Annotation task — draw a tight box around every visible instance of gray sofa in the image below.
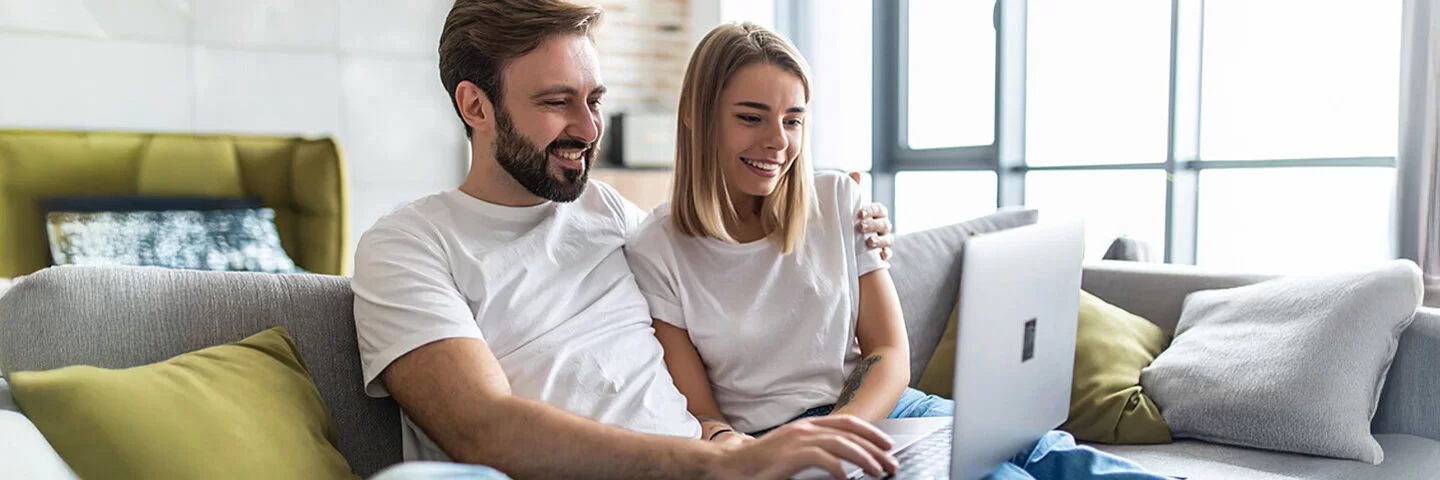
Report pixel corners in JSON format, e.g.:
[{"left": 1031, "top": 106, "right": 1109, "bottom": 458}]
[{"left": 2, "top": 218, "right": 1439, "bottom": 479}]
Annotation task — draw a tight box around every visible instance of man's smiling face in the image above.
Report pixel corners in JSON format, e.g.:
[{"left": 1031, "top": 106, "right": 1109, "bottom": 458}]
[{"left": 491, "top": 33, "right": 607, "bottom": 203}]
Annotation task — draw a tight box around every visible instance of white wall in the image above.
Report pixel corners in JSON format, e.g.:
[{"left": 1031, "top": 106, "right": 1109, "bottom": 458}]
[
  {"left": 0, "top": 0, "right": 466, "bottom": 269},
  {"left": 0, "top": 0, "right": 706, "bottom": 271}
]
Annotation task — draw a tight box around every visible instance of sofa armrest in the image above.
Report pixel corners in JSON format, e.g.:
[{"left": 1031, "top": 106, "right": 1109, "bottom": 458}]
[
  {"left": 0, "top": 410, "right": 79, "bottom": 479},
  {"left": 1080, "top": 261, "right": 1273, "bottom": 334},
  {"left": 1374, "top": 307, "right": 1440, "bottom": 441}
]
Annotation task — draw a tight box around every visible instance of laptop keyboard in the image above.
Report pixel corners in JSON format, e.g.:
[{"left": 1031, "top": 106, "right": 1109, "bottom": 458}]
[{"left": 857, "top": 424, "right": 953, "bottom": 479}]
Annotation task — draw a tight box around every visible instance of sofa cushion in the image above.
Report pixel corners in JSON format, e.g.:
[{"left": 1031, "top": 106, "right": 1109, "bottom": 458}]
[
  {"left": 0, "top": 410, "right": 78, "bottom": 480},
  {"left": 918, "top": 291, "right": 1173, "bottom": 445},
  {"left": 0, "top": 266, "right": 401, "bottom": 477},
  {"left": 11, "top": 326, "right": 357, "bottom": 480},
  {"left": 45, "top": 208, "right": 302, "bottom": 273},
  {"left": 915, "top": 306, "right": 961, "bottom": 396},
  {"left": 1141, "top": 260, "right": 1424, "bottom": 464},
  {"left": 1095, "top": 434, "right": 1440, "bottom": 480},
  {"left": 1058, "top": 291, "right": 1171, "bottom": 445},
  {"left": 889, "top": 208, "right": 1039, "bottom": 383}
]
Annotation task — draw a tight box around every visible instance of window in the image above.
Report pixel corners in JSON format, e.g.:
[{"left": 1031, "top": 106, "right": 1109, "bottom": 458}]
[
  {"left": 1199, "top": 0, "right": 1401, "bottom": 160},
  {"left": 1197, "top": 168, "right": 1395, "bottom": 274},
  {"left": 905, "top": 0, "right": 995, "bottom": 150},
  {"left": 806, "top": 0, "right": 872, "bottom": 172},
  {"left": 1025, "top": 0, "right": 1171, "bottom": 166},
  {"left": 1024, "top": 170, "right": 1168, "bottom": 261},
  {"left": 720, "top": 0, "right": 776, "bottom": 30},
  {"left": 894, "top": 171, "right": 997, "bottom": 234},
  {"left": 854, "top": 0, "right": 1402, "bottom": 272}
]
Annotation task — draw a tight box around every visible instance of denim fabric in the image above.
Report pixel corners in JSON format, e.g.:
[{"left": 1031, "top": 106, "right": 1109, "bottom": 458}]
[
  {"left": 988, "top": 430, "right": 1174, "bottom": 480},
  {"left": 887, "top": 387, "right": 954, "bottom": 418}
]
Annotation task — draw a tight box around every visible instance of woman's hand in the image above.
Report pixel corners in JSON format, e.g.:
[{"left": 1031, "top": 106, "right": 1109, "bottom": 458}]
[{"left": 711, "top": 430, "right": 757, "bottom": 446}]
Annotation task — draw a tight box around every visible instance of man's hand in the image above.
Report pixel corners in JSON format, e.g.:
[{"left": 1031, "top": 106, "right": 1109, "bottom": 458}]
[
  {"left": 849, "top": 172, "right": 895, "bottom": 261},
  {"left": 708, "top": 415, "right": 898, "bottom": 480}
]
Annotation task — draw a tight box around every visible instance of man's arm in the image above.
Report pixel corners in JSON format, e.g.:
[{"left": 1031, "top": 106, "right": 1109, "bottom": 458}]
[
  {"left": 652, "top": 319, "right": 751, "bottom": 444},
  {"left": 830, "top": 270, "right": 911, "bottom": 422},
  {"left": 382, "top": 337, "right": 716, "bottom": 478},
  {"left": 383, "top": 337, "right": 898, "bottom": 480}
]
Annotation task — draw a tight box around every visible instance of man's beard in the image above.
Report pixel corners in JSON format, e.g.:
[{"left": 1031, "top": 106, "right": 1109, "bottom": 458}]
[{"left": 493, "top": 108, "right": 593, "bottom": 203}]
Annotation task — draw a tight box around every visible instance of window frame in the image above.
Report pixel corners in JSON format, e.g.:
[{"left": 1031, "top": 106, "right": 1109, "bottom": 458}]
[{"left": 862, "top": 0, "right": 1399, "bottom": 264}]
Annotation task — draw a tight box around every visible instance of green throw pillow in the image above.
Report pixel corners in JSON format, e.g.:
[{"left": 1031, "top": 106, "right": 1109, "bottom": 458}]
[
  {"left": 915, "top": 306, "right": 960, "bottom": 398},
  {"left": 1059, "top": 291, "right": 1172, "bottom": 444},
  {"left": 916, "top": 291, "right": 1172, "bottom": 445},
  {"left": 10, "top": 326, "right": 358, "bottom": 480}
]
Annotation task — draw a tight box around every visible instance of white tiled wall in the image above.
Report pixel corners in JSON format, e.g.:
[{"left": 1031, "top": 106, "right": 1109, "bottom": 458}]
[
  {"left": 192, "top": 0, "right": 339, "bottom": 50},
  {"left": 0, "top": 34, "right": 192, "bottom": 131},
  {"left": 192, "top": 47, "right": 342, "bottom": 135},
  {"left": 0, "top": 0, "right": 696, "bottom": 271}
]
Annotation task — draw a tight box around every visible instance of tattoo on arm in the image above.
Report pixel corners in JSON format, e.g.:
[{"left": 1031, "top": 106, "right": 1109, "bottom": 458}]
[
  {"left": 696, "top": 415, "right": 733, "bottom": 437},
  {"left": 836, "top": 355, "right": 883, "bottom": 409}
]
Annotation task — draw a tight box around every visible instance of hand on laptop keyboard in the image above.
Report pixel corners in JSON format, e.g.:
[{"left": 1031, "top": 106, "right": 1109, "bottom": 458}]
[{"left": 715, "top": 415, "right": 898, "bottom": 480}]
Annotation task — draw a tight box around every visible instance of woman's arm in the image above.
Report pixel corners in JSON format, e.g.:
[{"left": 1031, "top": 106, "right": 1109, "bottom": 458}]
[
  {"left": 830, "top": 269, "right": 911, "bottom": 422},
  {"left": 652, "top": 319, "right": 753, "bottom": 444}
]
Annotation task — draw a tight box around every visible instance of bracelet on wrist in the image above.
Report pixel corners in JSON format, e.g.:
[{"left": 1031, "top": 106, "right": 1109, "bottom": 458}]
[{"left": 707, "top": 428, "right": 735, "bottom": 441}]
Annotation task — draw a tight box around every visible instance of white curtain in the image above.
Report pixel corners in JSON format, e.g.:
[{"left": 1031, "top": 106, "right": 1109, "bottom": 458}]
[{"left": 1399, "top": 0, "right": 1440, "bottom": 307}]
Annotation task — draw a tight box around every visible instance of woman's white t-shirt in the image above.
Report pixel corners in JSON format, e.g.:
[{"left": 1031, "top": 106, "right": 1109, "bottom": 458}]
[{"left": 624, "top": 172, "right": 890, "bottom": 433}]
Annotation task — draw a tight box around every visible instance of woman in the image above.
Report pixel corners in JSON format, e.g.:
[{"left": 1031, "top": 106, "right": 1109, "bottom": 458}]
[{"left": 626, "top": 22, "right": 1167, "bottom": 480}]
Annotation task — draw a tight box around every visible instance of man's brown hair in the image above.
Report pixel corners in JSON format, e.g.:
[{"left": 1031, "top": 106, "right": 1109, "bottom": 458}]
[{"left": 439, "top": 0, "right": 604, "bottom": 137}]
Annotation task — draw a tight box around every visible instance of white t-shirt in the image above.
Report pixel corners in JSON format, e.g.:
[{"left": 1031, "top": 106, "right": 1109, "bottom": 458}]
[
  {"left": 624, "top": 172, "right": 890, "bottom": 433},
  {"left": 352, "top": 182, "right": 701, "bottom": 462}
]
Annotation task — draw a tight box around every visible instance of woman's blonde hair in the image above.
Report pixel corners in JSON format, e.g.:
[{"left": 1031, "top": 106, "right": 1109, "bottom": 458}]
[{"left": 671, "top": 22, "right": 816, "bottom": 254}]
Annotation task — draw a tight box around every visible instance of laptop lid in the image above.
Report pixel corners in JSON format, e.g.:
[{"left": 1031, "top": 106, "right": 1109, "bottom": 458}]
[{"left": 949, "top": 221, "right": 1085, "bottom": 479}]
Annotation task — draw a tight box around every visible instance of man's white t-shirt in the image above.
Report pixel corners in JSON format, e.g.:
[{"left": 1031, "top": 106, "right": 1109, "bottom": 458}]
[
  {"left": 352, "top": 181, "right": 701, "bottom": 461},
  {"left": 624, "top": 172, "right": 890, "bottom": 433}
]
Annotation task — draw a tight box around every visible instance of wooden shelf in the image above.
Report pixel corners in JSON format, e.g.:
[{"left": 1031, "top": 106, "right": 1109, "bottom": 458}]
[{"left": 590, "top": 168, "right": 674, "bottom": 211}]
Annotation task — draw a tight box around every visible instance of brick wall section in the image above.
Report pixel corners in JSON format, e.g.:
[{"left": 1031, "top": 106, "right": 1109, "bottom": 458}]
[{"left": 589, "top": 0, "right": 691, "bottom": 113}]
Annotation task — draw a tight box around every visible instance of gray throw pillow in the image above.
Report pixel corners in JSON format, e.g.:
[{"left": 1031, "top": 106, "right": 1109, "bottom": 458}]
[
  {"left": 1140, "top": 259, "right": 1423, "bottom": 464},
  {"left": 889, "top": 208, "right": 1039, "bottom": 382}
]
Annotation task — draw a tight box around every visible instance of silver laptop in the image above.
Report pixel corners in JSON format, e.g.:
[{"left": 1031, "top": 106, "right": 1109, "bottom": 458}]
[
  {"left": 797, "top": 220, "right": 1086, "bottom": 480},
  {"left": 944, "top": 219, "right": 1085, "bottom": 478}
]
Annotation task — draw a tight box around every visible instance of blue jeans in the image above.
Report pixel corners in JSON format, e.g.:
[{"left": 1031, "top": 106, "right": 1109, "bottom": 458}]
[
  {"left": 756, "top": 388, "right": 1167, "bottom": 480},
  {"left": 889, "top": 388, "right": 1169, "bottom": 480}
]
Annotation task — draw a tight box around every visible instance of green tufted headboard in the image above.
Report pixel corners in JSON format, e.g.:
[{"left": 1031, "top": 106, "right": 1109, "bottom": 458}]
[{"left": 0, "top": 130, "right": 350, "bottom": 277}]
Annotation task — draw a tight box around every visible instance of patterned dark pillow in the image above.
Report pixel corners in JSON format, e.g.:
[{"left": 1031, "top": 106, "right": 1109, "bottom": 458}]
[{"left": 45, "top": 208, "right": 302, "bottom": 274}]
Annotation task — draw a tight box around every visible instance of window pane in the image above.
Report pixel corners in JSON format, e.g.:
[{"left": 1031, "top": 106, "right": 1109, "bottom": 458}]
[
  {"left": 906, "top": 0, "right": 995, "bottom": 150},
  {"left": 1200, "top": 0, "right": 1401, "bottom": 160},
  {"left": 1024, "top": 170, "right": 1168, "bottom": 261},
  {"left": 1197, "top": 168, "right": 1395, "bottom": 274},
  {"left": 808, "top": 0, "right": 871, "bottom": 171},
  {"left": 895, "top": 171, "right": 998, "bottom": 233},
  {"left": 1026, "top": 0, "right": 1171, "bottom": 166}
]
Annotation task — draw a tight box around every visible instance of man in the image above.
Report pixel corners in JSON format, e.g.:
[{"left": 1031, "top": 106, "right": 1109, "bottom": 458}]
[{"left": 353, "top": 1, "right": 900, "bottom": 479}]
